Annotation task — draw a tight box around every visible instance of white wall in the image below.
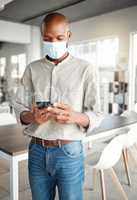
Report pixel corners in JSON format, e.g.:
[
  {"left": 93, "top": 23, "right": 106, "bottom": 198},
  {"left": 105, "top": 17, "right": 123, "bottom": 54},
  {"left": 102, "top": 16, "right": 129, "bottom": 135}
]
[
  {"left": 0, "top": 20, "right": 41, "bottom": 63},
  {"left": 26, "top": 26, "right": 42, "bottom": 64},
  {"left": 0, "top": 20, "right": 31, "bottom": 44},
  {"left": 70, "top": 6, "right": 137, "bottom": 63},
  {"left": 0, "top": 43, "right": 27, "bottom": 58}
]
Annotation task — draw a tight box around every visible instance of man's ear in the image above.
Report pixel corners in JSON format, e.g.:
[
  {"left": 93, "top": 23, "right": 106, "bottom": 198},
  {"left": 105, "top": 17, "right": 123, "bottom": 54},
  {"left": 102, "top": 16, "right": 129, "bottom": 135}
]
[
  {"left": 66, "top": 31, "right": 71, "bottom": 47},
  {"left": 68, "top": 31, "right": 72, "bottom": 38}
]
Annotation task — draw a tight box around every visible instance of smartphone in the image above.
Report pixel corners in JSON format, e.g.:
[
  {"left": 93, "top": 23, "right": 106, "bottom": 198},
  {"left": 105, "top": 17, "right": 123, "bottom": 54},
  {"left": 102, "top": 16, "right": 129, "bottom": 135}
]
[{"left": 36, "top": 101, "right": 53, "bottom": 109}]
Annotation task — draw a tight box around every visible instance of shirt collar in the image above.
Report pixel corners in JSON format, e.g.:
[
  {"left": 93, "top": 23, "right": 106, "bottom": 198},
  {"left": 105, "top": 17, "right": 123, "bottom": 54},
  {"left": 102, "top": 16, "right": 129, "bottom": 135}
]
[{"left": 44, "top": 53, "right": 72, "bottom": 67}]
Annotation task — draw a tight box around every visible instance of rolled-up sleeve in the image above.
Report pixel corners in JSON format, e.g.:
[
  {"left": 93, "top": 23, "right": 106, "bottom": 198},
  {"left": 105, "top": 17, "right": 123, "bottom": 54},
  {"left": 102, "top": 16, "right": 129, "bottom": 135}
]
[
  {"left": 13, "top": 64, "right": 34, "bottom": 124},
  {"left": 82, "top": 64, "right": 104, "bottom": 133}
]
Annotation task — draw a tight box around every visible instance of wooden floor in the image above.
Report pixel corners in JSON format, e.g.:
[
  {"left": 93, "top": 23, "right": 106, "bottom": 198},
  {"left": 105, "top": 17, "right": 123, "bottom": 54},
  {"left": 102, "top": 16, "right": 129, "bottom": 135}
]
[{"left": 0, "top": 150, "right": 137, "bottom": 200}]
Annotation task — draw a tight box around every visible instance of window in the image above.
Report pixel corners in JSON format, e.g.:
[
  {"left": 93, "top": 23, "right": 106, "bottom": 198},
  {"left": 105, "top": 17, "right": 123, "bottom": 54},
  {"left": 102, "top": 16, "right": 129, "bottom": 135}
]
[
  {"left": 69, "top": 42, "right": 97, "bottom": 66},
  {"left": 0, "top": 57, "right": 6, "bottom": 77},
  {"left": 69, "top": 37, "right": 119, "bottom": 68},
  {"left": 128, "top": 32, "right": 137, "bottom": 110},
  {"left": 97, "top": 38, "right": 119, "bottom": 68},
  {"left": 11, "top": 53, "right": 26, "bottom": 78},
  {"left": 69, "top": 37, "right": 119, "bottom": 113}
]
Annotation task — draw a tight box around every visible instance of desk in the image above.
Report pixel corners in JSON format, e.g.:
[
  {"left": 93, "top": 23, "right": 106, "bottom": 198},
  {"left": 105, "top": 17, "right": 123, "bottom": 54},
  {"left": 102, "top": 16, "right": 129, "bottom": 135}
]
[
  {"left": 0, "top": 124, "right": 29, "bottom": 200},
  {"left": 1, "top": 112, "right": 137, "bottom": 200},
  {"left": 84, "top": 111, "right": 137, "bottom": 143}
]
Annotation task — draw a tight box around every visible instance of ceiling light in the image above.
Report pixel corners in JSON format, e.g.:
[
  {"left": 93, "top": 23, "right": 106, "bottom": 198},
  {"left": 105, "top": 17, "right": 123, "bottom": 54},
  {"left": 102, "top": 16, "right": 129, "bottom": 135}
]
[{"left": 0, "top": 0, "right": 14, "bottom": 11}]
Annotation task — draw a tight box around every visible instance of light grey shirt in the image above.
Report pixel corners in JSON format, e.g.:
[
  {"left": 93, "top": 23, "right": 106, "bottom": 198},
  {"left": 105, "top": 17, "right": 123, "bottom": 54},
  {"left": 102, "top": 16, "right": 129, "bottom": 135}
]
[{"left": 13, "top": 54, "right": 103, "bottom": 140}]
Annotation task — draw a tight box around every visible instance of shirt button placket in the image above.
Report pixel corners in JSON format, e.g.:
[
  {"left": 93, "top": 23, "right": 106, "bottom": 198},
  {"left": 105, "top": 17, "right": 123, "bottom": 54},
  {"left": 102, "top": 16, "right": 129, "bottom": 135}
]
[{"left": 50, "top": 67, "right": 57, "bottom": 103}]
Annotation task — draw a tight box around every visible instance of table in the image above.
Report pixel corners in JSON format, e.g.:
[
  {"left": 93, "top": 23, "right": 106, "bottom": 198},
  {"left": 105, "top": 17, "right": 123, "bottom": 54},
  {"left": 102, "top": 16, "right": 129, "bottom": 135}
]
[
  {"left": 84, "top": 111, "right": 137, "bottom": 143},
  {"left": 0, "top": 124, "right": 29, "bottom": 200},
  {"left": 1, "top": 111, "right": 137, "bottom": 200}
]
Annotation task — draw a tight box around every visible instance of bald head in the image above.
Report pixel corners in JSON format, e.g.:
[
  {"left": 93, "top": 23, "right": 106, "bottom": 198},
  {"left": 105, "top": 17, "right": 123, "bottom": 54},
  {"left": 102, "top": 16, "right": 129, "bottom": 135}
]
[
  {"left": 42, "top": 13, "right": 69, "bottom": 30},
  {"left": 41, "top": 12, "right": 71, "bottom": 43}
]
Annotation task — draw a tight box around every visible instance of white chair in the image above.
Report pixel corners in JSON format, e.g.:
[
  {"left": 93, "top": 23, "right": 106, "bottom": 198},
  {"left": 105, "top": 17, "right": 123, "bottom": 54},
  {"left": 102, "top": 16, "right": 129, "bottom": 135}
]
[
  {"left": 125, "top": 127, "right": 137, "bottom": 157},
  {"left": 120, "top": 111, "right": 137, "bottom": 186},
  {"left": 101, "top": 110, "right": 131, "bottom": 187},
  {"left": 121, "top": 127, "right": 137, "bottom": 186},
  {"left": 87, "top": 134, "right": 128, "bottom": 200},
  {"left": 0, "top": 113, "right": 17, "bottom": 126},
  {"left": 119, "top": 110, "right": 132, "bottom": 186}
]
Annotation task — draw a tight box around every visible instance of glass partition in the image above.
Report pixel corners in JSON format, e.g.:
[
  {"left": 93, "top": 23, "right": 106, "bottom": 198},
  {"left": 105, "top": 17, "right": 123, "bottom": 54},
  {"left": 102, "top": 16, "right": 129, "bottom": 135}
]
[{"left": 69, "top": 37, "right": 119, "bottom": 113}]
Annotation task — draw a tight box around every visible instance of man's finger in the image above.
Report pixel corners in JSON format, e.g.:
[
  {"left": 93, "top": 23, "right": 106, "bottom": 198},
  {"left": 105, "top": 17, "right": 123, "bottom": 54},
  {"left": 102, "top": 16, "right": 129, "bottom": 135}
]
[
  {"left": 47, "top": 107, "right": 69, "bottom": 116},
  {"left": 56, "top": 119, "right": 67, "bottom": 124},
  {"left": 39, "top": 111, "right": 52, "bottom": 118},
  {"left": 31, "top": 104, "right": 37, "bottom": 113},
  {"left": 53, "top": 102, "right": 69, "bottom": 110},
  {"left": 56, "top": 115, "right": 69, "bottom": 121},
  {"left": 39, "top": 112, "right": 51, "bottom": 121}
]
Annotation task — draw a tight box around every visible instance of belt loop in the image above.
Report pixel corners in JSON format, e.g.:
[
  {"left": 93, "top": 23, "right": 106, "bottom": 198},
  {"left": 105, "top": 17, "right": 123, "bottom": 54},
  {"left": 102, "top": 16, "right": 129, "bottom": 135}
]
[
  {"left": 58, "top": 140, "right": 62, "bottom": 148},
  {"left": 42, "top": 139, "right": 45, "bottom": 147}
]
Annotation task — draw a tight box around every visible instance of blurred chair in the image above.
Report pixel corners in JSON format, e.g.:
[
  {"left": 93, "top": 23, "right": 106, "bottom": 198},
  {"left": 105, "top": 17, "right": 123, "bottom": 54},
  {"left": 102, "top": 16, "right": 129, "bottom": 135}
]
[
  {"left": 87, "top": 134, "right": 128, "bottom": 200},
  {"left": 121, "top": 127, "right": 137, "bottom": 186},
  {"left": 120, "top": 110, "right": 137, "bottom": 186},
  {"left": 0, "top": 113, "right": 17, "bottom": 126},
  {"left": 0, "top": 102, "right": 10, "bottom": 113},
  {"left": 102, "top": 109, "right": 131, "bottom": 187}
]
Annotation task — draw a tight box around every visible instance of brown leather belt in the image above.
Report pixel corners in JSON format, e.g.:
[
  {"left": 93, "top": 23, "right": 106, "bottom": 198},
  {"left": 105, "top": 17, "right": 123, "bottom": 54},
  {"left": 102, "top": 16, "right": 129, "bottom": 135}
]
[{"left": 31, "top": 136, "right": 73, "bottom": 147}]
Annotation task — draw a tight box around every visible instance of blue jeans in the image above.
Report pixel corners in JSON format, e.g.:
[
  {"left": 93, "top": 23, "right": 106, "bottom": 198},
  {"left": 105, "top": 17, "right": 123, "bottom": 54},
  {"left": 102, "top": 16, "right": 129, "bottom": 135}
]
[{"left": 28, "top": 140, "right": 85, "bottom": 200}]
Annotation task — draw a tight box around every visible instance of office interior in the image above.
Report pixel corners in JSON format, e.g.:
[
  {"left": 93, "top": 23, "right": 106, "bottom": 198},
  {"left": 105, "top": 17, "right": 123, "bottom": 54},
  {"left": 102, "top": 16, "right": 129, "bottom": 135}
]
[{"left": 0, "top": 0, "right": 137, "bottom": 200}]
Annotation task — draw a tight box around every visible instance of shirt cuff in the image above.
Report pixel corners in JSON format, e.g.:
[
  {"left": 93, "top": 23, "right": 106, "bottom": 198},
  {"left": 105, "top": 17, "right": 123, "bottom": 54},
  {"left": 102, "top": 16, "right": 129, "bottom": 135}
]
[
  {"left": 23, "top": 122, "right": 39, "bottom": 136},
  {"left": 13, "top": 101, "right": 30, "bottom": 124},
  {"left": 80, "top": 111, "right": 104, "bottom": 133}
]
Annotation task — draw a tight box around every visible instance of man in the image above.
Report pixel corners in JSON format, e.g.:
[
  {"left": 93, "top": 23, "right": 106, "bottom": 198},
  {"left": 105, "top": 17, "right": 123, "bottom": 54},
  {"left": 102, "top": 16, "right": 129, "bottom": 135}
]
[{"left": 14, "top": 12, "right": 103, "bottom": 200}]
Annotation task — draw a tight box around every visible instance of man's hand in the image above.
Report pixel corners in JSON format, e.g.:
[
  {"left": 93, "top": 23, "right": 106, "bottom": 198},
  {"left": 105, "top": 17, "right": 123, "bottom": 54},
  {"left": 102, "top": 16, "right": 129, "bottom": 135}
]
[
  {"left": 33, "top": 106, "right": 52, "bottom": 125},
  {"left": 47, "top": 102, "right": 89, "bottom": 128},
  {"left": 20, "top": 110, "right": 34, "bottom": 125},
  {"left": 20, "top": 106, "right": 53, "bottom": 125}
]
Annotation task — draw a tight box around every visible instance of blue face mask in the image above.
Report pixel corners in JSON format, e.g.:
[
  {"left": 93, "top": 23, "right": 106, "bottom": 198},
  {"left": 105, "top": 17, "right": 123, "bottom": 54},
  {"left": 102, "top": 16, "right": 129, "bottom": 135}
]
[{"left": 43, "top": 41, "right": 68, "bottom": 59}]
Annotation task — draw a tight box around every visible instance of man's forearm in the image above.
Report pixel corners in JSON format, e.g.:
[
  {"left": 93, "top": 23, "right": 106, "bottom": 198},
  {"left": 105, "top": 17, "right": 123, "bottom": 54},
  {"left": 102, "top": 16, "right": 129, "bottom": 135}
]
[{"left": 20, "top": 111, "right": 34, "bottom": 125}]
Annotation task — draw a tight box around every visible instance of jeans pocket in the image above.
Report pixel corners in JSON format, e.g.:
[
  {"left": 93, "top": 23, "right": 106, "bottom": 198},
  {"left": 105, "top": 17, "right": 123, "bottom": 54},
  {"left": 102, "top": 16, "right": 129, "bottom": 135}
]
[{"left": 62, "top": 141, "right": 83, "bottom": 158}]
